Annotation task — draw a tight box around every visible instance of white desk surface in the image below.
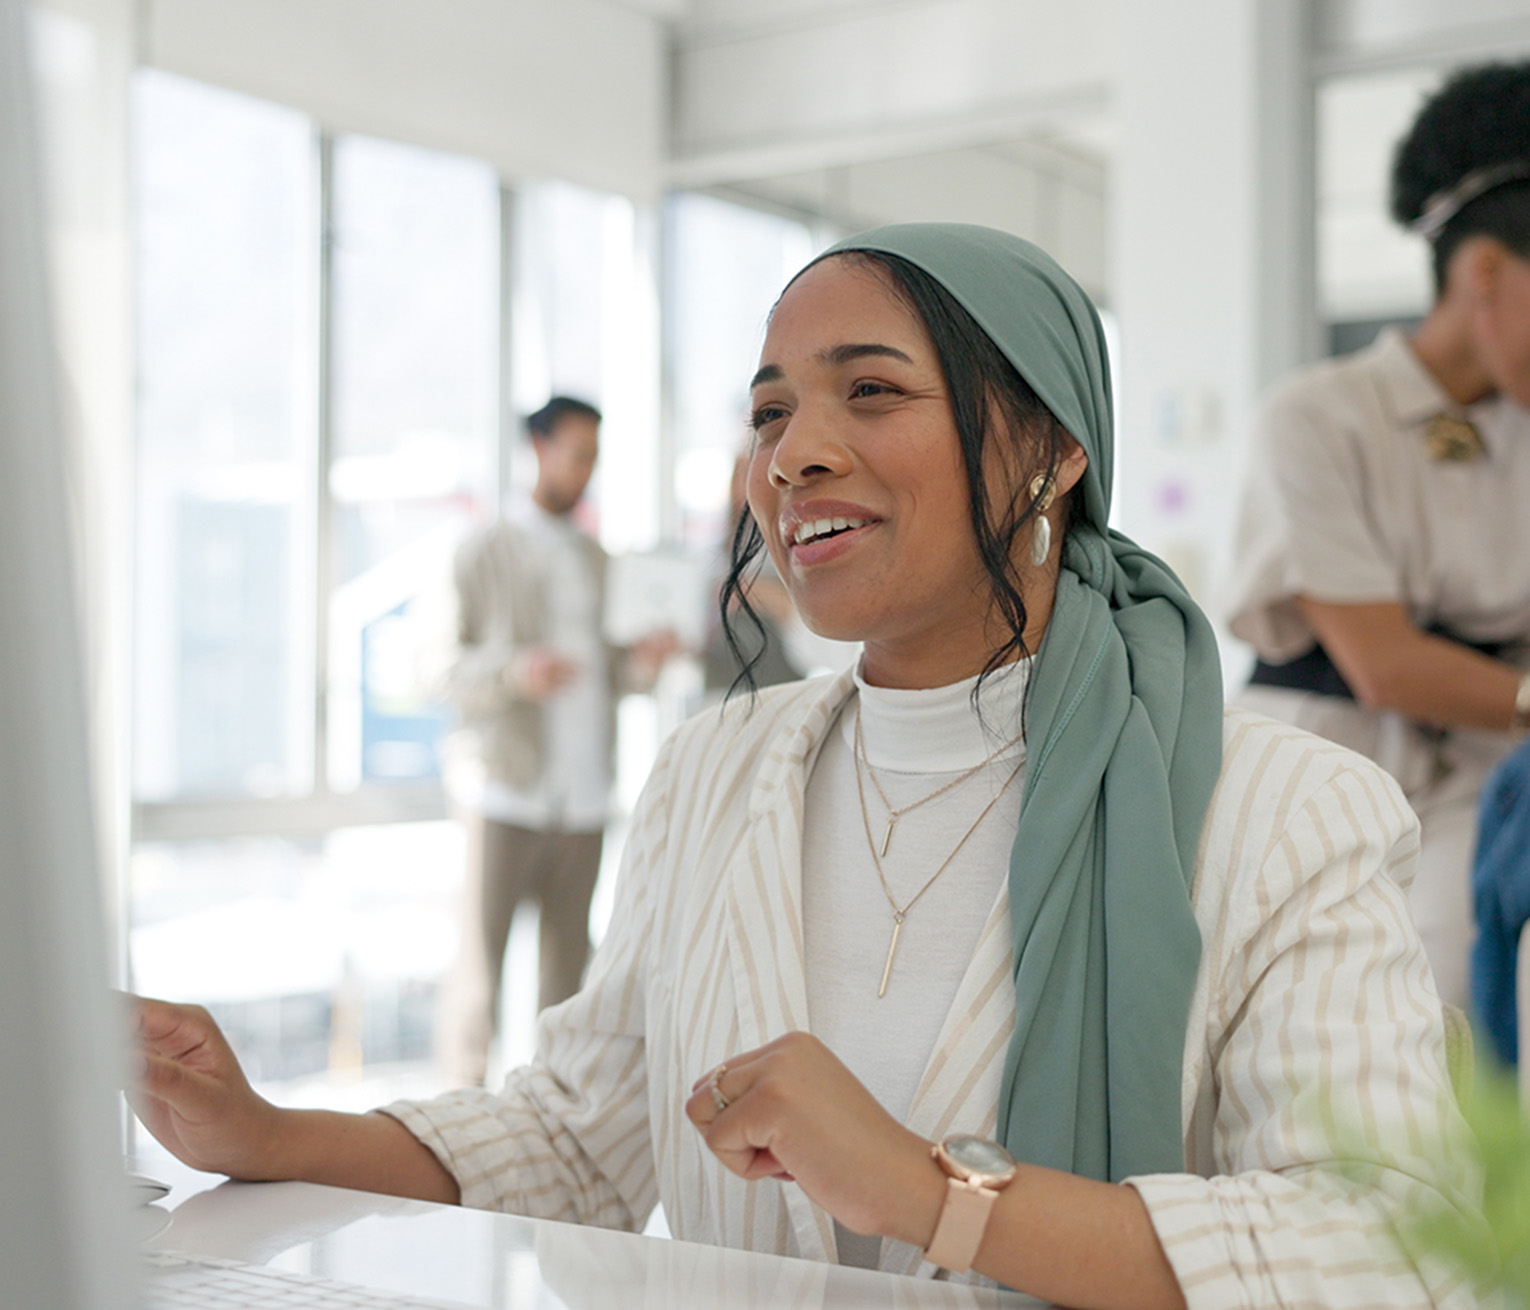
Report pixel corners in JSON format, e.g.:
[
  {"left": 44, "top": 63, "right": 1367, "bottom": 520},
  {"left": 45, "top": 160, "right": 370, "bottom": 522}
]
[{"left": 133, "top": 1151, "right": 1045, "bottom": 1309}]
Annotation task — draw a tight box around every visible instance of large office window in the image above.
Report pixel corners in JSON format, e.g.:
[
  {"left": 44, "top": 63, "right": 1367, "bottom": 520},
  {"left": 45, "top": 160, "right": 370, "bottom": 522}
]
[
  {"left": 133, "top": 74, "right": 503, "bottom": 825},
  {"left": 328, "top": 134, "right": 500, "bottom": 790},
  {"left": 513, "top": 180, "right": 660, "bottom": 552},
  {"left": 128, "top": 72, "right": 654, "bottom": 1102},
  {"left": 130, "top": 72, "right": 503, "bottom": 1099},
  {"left": 132, "top": 72, "right": 317, "bottom": 802}
]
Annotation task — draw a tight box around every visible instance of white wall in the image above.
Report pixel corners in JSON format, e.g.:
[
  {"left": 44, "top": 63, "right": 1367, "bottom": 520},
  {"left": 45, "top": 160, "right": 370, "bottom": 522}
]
[
  {"left": 669, "top": 0, "right": 1115, "bottom": 295},
  {"left": 143, "top": 0, "right": 667, "bottom": 200},
  {"left": 35, "top": 0, "right": 670, "bottom": 203},
  {"left": 1111, "top": 0, "right": 1314, "bottom": 671},
  {"left": 670, "top": 0, "right": 1113, "bottom": 183},
  {"left": 709, "top": 139, "right": 1109, "bottom": 298},
  {"left": 1317, "top": 0, "right": 1530, "bottom": 67}
]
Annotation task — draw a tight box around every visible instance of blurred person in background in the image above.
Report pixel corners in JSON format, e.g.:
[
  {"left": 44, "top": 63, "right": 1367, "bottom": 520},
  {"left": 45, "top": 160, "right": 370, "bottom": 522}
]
[
  {"left": 1225, "top": 62, "right": 1530, "bottom": 1009},
  {"left": 431, "top": 397, "right": 673, "bottom": 1086}
]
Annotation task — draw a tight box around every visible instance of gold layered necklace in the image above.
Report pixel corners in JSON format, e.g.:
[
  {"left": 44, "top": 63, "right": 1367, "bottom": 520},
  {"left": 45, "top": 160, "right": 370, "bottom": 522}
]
[
  {"left": 852, "top": 705, "right": 1024, "bottom": 997},
  {"left": 853, "top": 707, "right": 1021, "bottom": 856}
]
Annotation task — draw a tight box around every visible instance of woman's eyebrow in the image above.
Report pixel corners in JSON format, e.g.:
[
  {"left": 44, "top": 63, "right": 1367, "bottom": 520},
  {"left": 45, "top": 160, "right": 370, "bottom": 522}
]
[
  {"left": 750, "top": 343, "right": 914, "bottom": 391},
  {"left": 822, "top": 343, "right": 914, "bottom": 368}
]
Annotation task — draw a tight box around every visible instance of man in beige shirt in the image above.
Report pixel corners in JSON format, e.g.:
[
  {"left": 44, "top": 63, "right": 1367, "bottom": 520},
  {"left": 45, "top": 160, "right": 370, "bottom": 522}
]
[{"left": 433, "top": 397, "right": 668, "bottom": 1085}]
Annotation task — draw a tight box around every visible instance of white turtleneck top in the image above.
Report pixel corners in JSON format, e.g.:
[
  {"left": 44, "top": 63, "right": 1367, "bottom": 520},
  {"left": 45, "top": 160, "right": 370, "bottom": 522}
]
[{"left": 800, "top": 660, "right": 1028, "bottom": 1268}]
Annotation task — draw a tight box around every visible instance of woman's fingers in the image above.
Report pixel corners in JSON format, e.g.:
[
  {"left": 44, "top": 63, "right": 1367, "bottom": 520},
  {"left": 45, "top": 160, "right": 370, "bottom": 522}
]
[
  {"left": 685, "top": 1032, "right": 935, "bottom": 1238},
  {"left": 124, "top": 992, "right": 278, "bottom": 1177},
  {"left": 134, "top": 997, "right": 228, "bottom": 1068},
  {"left": 136, "top": 1047, "right": 219, "bottom": 1115},
  {"left": 685, "top": 1036, "right": 841, "bottom": 1180},
  {"left": 685, "top": 1047, "right": 769, "bottom": 1128},
  {"left": 684, "top": 1050, "right": 794, "bottom": 1180}
]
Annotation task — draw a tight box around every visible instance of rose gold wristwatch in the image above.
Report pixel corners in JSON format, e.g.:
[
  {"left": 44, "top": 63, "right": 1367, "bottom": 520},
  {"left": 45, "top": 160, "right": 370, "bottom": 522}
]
[{"left": 925, "top": 1134, "right": 1018, "bottom": 1273}]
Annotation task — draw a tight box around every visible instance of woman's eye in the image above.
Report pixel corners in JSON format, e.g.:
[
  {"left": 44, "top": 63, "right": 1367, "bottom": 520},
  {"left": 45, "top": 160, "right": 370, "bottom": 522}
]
[
  {"left": 850, "top": 381, "right": 897, "bottom": 400},
  {"left": 749, "top": 404, "right": 788, "bottom": 431}
]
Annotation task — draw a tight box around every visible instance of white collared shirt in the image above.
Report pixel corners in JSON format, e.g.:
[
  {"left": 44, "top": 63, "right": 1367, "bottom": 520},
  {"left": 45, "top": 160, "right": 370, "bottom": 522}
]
[
  {"left": 1225, "top": 328, "right": 1530, "bottom": 662},
  {"left": 479, "top": 496, "right": 610, "bottom": 833}
]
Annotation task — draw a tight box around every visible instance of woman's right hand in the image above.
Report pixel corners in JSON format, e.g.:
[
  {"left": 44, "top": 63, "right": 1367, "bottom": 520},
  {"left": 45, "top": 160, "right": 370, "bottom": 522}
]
[
  {"left": 127, "top": 993, "right": 461, "bottom": 1202},
  {"left": 127, "top": 994, "right": 291, "bottom": 1180}
]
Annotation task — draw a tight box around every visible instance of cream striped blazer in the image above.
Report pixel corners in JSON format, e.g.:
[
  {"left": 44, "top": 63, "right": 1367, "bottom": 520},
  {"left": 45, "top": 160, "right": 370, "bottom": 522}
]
[{"left": 388, "top": 668, "right": 1479, "bottom": 1308}]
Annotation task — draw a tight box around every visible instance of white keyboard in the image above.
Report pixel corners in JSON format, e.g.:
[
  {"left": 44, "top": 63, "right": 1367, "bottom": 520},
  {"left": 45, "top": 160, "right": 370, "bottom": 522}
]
[{"left": 143, "top": 1250, "right": 472, "bottom": 1309}]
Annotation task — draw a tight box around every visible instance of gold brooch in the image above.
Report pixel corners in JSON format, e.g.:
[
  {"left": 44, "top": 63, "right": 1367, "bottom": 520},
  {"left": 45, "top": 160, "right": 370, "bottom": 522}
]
[{"left": 1424, "top": 413, "right": 1486, "bottom": 462}]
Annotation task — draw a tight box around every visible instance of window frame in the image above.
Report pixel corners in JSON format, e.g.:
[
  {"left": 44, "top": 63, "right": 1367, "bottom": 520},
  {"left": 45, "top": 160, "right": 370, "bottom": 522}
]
[{"left": 130, "top": 123, "right": 515, "bottom": 845}]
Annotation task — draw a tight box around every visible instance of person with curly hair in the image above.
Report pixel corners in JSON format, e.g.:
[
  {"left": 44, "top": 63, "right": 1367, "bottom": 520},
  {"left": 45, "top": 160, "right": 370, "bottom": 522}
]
[{"left": 1227, "top": 61, "right": 1530, "bottom": 1009}]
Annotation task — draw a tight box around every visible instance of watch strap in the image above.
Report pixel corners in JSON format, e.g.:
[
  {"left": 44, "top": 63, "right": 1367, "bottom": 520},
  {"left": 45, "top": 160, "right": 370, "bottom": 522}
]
[{"left": 925, "top": 1176, "right": 997, "bottom": 1273}]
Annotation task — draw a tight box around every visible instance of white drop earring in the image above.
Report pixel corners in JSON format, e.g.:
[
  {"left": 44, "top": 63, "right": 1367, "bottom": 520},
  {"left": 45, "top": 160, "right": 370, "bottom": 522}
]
[
  {"left": 1030, "top": 515, "right": 1051, "bottom": 567},
  {"left": 1028, "top": 475, "right": 1054, "bottom": 567}
]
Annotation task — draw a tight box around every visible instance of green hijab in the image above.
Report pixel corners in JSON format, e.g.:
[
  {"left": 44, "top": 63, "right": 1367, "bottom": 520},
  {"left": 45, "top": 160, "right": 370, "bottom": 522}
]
[{"left": 823, "top": 223, "right": 1224, "bottom": 1182}]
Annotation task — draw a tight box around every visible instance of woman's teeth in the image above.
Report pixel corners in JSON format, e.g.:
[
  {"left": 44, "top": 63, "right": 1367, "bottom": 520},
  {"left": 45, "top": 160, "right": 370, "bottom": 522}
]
[{"left": 792, "top": 516, "right": 869, "bottom": 546}]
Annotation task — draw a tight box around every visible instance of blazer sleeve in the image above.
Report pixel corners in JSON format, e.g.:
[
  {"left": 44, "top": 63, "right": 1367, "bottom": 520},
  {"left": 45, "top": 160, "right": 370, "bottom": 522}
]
[
  {"left": 434, "top": 543, "right": 522, "bottom": 719},
  {"left": 1128, "top": 747, "right": 1482, "bottom": 1309},
  {"left": 380, "top": 736, "right": 677, "bottom": 1229}
]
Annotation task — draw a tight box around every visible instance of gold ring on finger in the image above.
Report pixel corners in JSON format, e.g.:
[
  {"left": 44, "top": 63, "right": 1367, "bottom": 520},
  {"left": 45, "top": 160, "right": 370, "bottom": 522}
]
[{"left": 708, "top": 1064, "right": 731, "bottom": 1112}]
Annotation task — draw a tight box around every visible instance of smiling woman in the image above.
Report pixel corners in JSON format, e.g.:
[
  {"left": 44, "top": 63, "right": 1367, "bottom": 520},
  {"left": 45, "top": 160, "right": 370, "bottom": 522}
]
[
  {"left": 130, "top": 223, "right": 1479, "bottom": 1310},
  {"left": 750, "top": 264, "right": 994, "bottom": 681},
  {"left": 736, "top": 253, "right": 1085, "bottom": 690}
]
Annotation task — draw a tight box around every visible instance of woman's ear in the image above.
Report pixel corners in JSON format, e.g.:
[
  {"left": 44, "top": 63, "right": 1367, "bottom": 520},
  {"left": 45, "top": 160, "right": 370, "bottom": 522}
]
[
  {"left": 1053, "top": 436, "right": 1088, "bottom": 499},
  {"left": 1448, "top": 235, "right": 1505, "bottom": 305}
]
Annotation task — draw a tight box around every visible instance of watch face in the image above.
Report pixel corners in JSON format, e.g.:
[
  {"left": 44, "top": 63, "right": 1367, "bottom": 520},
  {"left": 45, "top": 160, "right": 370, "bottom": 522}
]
[{"left": 944, "top": 1134, "right": 1016, "bottom": 1179}]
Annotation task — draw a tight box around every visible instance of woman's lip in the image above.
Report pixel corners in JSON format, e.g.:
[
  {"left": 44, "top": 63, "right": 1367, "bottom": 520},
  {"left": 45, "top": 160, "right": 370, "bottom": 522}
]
[{"left": 786, "top": 519, "right": 876, "bottom": 566}]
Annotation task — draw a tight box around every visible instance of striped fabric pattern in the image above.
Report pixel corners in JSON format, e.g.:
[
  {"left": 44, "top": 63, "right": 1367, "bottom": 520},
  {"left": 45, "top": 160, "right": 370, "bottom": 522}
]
[{"left": 386, "top": 671, "right": 1478, "bottom": 1308}]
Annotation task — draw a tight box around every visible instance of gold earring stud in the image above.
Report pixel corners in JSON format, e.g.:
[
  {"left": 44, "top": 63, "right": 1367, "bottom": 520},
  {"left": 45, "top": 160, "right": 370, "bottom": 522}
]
[{"left": 1028, "top": 475, "right": 1054, "bottom": 567}]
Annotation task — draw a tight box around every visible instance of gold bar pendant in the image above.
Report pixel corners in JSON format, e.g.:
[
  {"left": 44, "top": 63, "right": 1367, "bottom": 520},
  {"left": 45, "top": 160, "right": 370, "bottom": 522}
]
[
  {"left": 881, "top": 815, "right": 895, "bottom": 857},
  {"left": 878, "top": 914, "right": 904, "bottom": 998}
]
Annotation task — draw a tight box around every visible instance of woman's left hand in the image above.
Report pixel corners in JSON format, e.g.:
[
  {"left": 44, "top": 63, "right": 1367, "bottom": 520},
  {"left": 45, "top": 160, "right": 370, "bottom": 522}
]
[{"left": 684, "top": 1031, "right": 943, "bottom": 1243}]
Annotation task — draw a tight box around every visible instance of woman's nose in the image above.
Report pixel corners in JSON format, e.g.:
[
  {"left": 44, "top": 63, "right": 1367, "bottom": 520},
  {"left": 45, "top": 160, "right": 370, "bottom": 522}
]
[{"left": 767, "top": 408, "right": 852, "bottom": 488}]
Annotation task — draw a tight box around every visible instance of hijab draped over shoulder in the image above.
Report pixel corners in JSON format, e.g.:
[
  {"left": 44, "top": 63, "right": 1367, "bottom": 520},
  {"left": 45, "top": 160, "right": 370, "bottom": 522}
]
[{"left": 823, "top": 223, "right": 1225, "bottom": 1182}]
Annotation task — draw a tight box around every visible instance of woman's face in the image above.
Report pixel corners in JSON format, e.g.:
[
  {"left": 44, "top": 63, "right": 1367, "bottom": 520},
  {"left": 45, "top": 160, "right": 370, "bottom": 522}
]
[
  {"left": 1471, "top": 243, "right": 1530, "bottom": 406},
  {"left": 745, "top": 256, "right": 1010, "bottom": 689}
]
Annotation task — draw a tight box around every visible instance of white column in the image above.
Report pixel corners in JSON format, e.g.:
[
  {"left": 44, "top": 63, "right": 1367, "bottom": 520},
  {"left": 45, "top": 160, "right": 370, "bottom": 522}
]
[
  {"left": 30, "top": 0, "right": 137, "bottom": 975},
  {"left": 1111, "top": 0, "right": 1317, "bottom": 675},
  {"left": 0, "top": 0, "right": 135, "bottom": 1303}
]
